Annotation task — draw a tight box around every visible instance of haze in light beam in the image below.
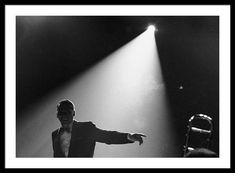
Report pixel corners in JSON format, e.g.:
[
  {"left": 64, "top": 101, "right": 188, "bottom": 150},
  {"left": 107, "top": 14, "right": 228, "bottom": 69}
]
[{"left": 16, "top": 29, "right": 178, "bottom": 157}]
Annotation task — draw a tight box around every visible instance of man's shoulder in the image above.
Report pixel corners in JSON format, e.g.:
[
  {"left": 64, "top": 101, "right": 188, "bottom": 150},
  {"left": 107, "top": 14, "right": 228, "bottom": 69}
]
[
  {"left": 51, "top": 128, "right": 59, "bottom": 137},
  {"left": 72, "top": 120, "right": 96, "bottom": 133},
  {"left": 74, "top": 120, "right": 95, "bottom": 127}
]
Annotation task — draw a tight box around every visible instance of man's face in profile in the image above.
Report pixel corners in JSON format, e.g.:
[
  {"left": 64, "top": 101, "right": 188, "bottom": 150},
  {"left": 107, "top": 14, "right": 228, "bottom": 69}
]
[{"left": 57, "top": 107, "right": 74, "bottom": 128}]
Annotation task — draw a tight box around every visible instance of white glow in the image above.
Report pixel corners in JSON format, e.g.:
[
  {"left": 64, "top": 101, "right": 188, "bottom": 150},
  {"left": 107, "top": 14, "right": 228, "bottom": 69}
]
[{"left": 147, "top": 25, "right": 156, "bottom": 32}]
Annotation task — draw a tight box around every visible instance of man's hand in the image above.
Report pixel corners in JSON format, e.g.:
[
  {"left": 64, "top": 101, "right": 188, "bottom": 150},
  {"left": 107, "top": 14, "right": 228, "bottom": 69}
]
[{"left": 127, "top": 133, "right": 146, "bottom": 145}]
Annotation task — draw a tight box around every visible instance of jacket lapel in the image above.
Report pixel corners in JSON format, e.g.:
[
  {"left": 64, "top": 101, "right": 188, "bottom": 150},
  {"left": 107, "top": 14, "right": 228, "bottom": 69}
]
[
  {"left": 68, "top": 121, "right": 76, "bottom": 157},
  {"left": 54, "top": 129, "right": 65, "bottom": 157}
]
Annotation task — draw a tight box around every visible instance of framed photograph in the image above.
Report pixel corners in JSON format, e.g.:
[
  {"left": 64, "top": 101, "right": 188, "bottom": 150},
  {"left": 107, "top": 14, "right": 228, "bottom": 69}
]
[{"left": 5, "top": 5, "right": 230, "bottom": 168}]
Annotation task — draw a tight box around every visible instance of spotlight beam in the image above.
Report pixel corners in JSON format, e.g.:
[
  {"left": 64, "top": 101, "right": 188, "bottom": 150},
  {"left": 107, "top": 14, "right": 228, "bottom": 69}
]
[{"left": 16, "top": 27, "right": 177, "bottom": 158}]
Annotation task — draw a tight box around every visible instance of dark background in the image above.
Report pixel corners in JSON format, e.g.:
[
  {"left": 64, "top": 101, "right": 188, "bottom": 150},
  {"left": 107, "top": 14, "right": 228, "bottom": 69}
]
[{"left": 16, "top": 16, "right": 219, "bottom": 155}]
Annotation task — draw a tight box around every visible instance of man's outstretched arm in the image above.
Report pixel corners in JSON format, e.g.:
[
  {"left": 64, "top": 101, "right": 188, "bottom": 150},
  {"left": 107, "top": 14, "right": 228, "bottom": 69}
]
[{"left": 89, "top": 122, "right": 146, "bottom": 145}]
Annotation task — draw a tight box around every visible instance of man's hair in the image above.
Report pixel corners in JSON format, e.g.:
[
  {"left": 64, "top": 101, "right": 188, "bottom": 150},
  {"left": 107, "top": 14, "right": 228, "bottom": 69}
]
[{"left": 57, "top": 99, "right": 75, "bottom": 111}]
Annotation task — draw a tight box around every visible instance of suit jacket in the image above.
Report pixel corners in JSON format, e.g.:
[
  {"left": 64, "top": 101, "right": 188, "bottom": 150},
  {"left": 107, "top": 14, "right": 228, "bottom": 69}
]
[{"left": 52, "top": 120, "right": 133, "bottom": 157}]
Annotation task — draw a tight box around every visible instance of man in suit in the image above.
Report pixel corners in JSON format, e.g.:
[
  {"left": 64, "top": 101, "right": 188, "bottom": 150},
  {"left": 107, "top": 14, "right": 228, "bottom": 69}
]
[{"left": 52, "top": 99, "right": 146, "bottom": 157}]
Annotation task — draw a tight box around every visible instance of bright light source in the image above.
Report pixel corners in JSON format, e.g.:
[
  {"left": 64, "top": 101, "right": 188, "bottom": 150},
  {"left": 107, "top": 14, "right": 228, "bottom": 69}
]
[{"left": 147, "top": 25, "right": 156, "bottom": 32}]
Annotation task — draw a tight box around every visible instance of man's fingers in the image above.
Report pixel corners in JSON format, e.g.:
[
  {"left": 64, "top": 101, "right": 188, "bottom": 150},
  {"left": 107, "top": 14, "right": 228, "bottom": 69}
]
[
  {"left": 133, "top": 133, "right": 146, "bottom": 137},
  {"left": 132, "top": 133, "right": 146, "bottom": 145},
  {"left": 137, "top": 134, "right": 146, "bottom": 137},
  {"left": 138, "top": 137, "right": 143, "bottom": 145}
]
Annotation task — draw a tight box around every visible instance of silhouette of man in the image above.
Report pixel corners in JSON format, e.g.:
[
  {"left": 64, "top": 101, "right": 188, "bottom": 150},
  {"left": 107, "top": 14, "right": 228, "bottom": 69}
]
[{"left": 52, "top": 99, "right": 146, "bottom": 157}]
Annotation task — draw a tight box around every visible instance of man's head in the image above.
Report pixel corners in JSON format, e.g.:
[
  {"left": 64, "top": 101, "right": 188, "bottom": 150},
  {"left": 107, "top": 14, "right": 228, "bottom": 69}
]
[{"left": 57, "top": 99, "right": 75, "bottom": 128}]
